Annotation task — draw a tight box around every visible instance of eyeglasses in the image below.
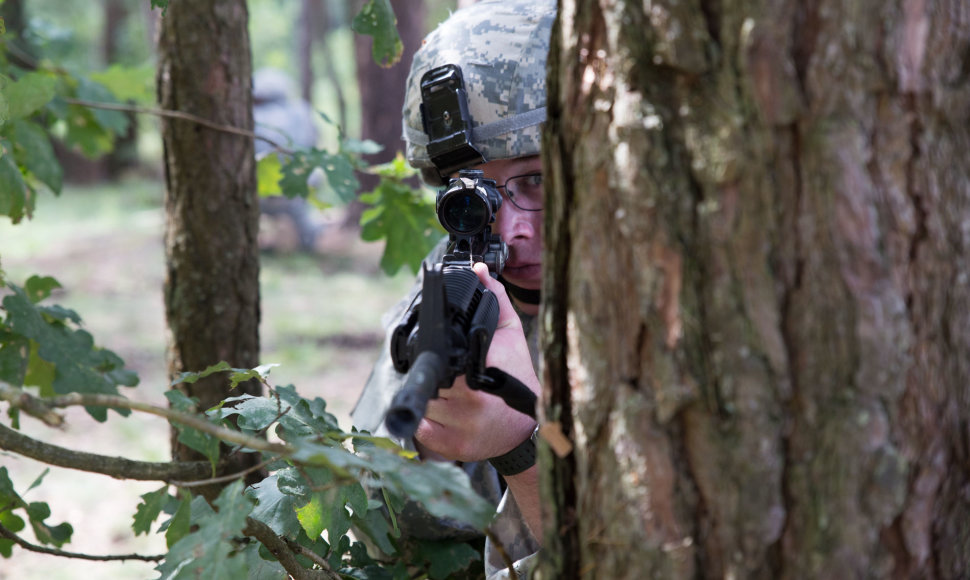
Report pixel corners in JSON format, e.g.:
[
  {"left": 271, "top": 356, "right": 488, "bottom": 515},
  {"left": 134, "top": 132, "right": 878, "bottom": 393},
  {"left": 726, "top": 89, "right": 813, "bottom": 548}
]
[{"left": 495, "top": 173, "right": 543, "bottom": 212}]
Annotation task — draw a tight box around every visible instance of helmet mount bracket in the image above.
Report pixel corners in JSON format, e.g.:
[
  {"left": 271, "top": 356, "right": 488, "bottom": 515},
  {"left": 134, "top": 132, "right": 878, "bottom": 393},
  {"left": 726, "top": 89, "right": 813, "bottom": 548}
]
[{"left": 419, "top": 64, "right": 486, "bottom": 178}]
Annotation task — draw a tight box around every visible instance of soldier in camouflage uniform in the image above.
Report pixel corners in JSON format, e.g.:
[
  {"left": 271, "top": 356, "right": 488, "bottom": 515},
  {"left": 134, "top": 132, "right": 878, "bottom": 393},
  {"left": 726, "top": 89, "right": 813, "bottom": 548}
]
[{"left": 351, "top": 1, "right": 555, "bottom": 577}]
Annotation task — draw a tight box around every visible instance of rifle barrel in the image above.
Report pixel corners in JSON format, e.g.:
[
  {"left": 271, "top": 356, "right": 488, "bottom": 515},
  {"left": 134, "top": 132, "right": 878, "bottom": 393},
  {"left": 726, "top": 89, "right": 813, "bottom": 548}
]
[{"left": 385, "top": 350, "right": 450, "bottom": 438}]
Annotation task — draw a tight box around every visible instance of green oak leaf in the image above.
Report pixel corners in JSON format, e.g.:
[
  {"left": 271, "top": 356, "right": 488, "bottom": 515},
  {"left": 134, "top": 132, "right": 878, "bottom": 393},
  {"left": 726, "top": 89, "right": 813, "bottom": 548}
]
[
  {"left": 0, "top": 330, "right": 29, "bottom": 388},
  {"left": 26, "top": 501, "right": 72, "bottom": 547},
  {"left": 0, "top": 511, "right": 25, "bottom": 557},
  {"left": 294, "top": 468, "right": 368, "bottom": 541},
  {"left": 415, "top": 539, "right": 482, "bottom": 580},
  {"left": 246, "top": 473, "right": 304, "bottom": 539},
  {"left": 24, "top": 341, "right": 56, "bottom": 396},
  {"left": 0, "top": 148, "right": 29, "bottom": 223},
  {"left": 295, "top": 492, "right": 326, "bottom": 539},
  {"left": 359, "top": 171, "right": 443, "bottom": 275},
  {"left": 213, "top": 393, "right": 283, "bottom": 432},
  {"left": 317, "top": 150, "right": 359, "bottom": 205},
  {"left": 156, "top": 481, "right": 252, "bottom": 580},
  {"left": 2, "top": 284, "right": 135, "bottom": 421},
  {"left": 1, "top": 72, "right": 56, "bottom": 121},
  {"left": 8, "top": 120, "right": 63, "bottom": 195},
  {"left": 352, "top": 0, "right": 403, "bottom": 67},
  {"left": 164, "top": 390, "right": 222, "bottom": 472},
  {"left": 163, "top": 493, "right": 193, "bottom": 549},
  {"left": 256, "top": 154, "right": 283, "bottom": 198},
  {"left": 132, "top": 486, "right": 170, "bottom": 536},
  {"left": 89, "top": 64, "right": 155, "bottom": 103},
  {"left": 75, "top": 76, "right": 129, "bottom": 135},
  {"left": 352, "top": 502, "right": 399, "bottom": 556},
  {"left": 274, "top": 384, "right": 340, "bottom": 438},
  {"left": 362, "top": 446, "right": 495, "bottom": 530},
  {"left": 23, "top": 276, "right": 62, "bottom": 303}
]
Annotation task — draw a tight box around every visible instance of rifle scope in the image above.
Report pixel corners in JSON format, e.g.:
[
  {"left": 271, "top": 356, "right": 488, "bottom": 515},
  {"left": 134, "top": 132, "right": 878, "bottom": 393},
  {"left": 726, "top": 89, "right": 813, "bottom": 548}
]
[{"left": 436, "top": 169, "right": 503, "bottom": 236}]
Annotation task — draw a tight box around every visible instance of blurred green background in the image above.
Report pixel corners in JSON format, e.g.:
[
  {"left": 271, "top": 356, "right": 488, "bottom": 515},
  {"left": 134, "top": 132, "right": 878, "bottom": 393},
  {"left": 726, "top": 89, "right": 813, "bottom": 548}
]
[{"left": 0, "top": 1, "right": 459, "bottom": 578}]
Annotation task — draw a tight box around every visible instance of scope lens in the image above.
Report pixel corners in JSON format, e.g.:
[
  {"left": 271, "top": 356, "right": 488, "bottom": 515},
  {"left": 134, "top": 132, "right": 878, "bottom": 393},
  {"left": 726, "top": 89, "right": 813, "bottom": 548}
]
[{"left": 440, "top": 192, "right": 488, "bottom": 234}]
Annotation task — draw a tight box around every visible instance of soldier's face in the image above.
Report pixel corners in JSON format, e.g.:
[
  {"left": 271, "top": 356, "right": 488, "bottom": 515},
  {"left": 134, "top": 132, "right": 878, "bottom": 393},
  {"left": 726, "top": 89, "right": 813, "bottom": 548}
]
[{"left": 474, "top": 156, "right": 544, "bottom": 292}]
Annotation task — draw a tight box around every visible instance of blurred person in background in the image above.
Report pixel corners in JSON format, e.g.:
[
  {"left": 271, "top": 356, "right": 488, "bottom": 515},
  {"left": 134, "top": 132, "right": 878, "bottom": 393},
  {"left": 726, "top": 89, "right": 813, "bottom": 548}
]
[{"left": 253, "top": 67, "right": 321, "bottom": 252}]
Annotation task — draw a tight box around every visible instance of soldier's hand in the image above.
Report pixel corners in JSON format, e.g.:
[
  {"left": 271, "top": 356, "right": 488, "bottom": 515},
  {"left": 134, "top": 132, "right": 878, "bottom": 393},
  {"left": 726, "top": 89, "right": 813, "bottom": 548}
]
[{"left": 414, "top": 262, "right": 539, "bottom": 462}]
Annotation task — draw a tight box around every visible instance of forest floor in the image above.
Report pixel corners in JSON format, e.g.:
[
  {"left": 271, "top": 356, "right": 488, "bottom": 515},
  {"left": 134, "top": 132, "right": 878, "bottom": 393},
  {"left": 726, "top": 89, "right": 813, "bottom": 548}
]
[{"left": 0, "top": 177, "right": 413, "bottom": 580}]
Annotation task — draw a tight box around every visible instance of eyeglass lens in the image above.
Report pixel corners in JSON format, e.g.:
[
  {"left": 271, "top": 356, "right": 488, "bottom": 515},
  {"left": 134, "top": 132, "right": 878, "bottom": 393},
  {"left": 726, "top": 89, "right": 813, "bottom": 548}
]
[{"left": 504, "top": 174, "right": 543, "bottom": 211}]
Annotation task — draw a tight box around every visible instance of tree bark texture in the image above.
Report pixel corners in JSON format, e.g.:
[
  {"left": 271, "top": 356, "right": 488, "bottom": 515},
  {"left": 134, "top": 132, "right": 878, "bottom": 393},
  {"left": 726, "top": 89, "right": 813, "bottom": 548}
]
[
  {"left": 542, "top": 1, "right": 970, "bottom": 578},
  {"left": 156, "top": 0, "right": 261, "bottom": 459}
]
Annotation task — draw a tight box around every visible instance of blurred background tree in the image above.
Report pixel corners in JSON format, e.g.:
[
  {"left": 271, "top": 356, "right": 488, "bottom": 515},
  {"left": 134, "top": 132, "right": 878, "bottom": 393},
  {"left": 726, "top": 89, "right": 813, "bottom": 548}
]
[{"left": 0, "top": 1, "right": 462, "bottom": 578}]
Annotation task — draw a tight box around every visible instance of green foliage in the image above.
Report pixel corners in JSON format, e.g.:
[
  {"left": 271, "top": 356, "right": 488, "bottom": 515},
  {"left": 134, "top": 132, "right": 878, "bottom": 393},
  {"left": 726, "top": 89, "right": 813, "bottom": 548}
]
[
  {"left": 164, "top": 390, "right": 223, "bottom": 472},
  {"left": 1, "top": 71, "right": 56, "bottom": 121},
  {"left": 132, "top": 486, "right": 171, "bottom": 537},
  {"left": 0, "top": 276, "right": 138, "bottom": 422},
  {"left": 0, "top": 345, "right": 496, "bottom": 577},
  {"left": 0, "top": 68, "right": 130, "bottom": 223},
  {"left": 0, "top": 467, "right": 73, "bottom": 557},
  {"left": 280, "top": 147, "right": 359, "bottom": 205},
  {"left": 171, "top": 360, "right": 278, "bottom": 391},
  {"left": 352, "top": 0, "right": 404, "bottom": 68},
  {"left": 360, "top": 155, "right": 444, "bottom": 275},
  {"left": 0, "top": 3, "right": 496, "bottom": 577},
  {"left": 88, "top": 64, "right": 155, "bottom": 104},
  {"left": 256, "top": 154, "right": 284, "bottom": 197},
  {"left": 256, "top": 114, "right": 373, "bottom": 213},
  {"left": 164, "top": 492, "right": 194, "bottom": 549},
  {"left": 0, "top": 71, "right": 60, "bottom": 222},
  {"left": 110, "top": 367, "right": 493, "bottom": 578},
  {"left": 156, "top": 480, "right": 255, "bottom": 580},
  {"left": 1, "top": 361, "right": 496, "bottom": 577},
  {"left": 9, "top": 120, "right": 62, "bottom": 194}
]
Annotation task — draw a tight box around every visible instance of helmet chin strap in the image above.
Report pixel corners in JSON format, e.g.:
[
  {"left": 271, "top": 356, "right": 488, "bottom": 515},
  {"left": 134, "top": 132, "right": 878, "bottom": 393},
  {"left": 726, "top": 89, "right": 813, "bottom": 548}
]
[{"left": 499, "top": 276, "right": 542, "bottom": 306}]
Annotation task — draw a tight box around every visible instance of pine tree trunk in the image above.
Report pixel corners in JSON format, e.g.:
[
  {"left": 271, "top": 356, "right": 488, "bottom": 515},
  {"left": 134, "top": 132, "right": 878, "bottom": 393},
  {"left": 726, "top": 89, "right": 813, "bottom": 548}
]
[
  {"left": 156, "top": 0, "right": 261, "bottom": 481},
  {"left": 542, "top": 1, "right": 970, "bottom": 578}
]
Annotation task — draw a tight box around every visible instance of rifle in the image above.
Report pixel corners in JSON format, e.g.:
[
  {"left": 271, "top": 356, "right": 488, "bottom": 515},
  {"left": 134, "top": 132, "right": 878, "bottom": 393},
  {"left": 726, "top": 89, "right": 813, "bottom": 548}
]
[{"left": 384, "top": 169, "right": 538, "bottom": 439}]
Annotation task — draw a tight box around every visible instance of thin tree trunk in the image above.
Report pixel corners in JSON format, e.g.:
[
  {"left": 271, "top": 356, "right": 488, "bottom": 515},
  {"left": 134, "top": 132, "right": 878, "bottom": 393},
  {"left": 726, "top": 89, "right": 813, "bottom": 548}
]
[
  {"left": 346, "top": 0, "right": 425, "bottom": 229},
  {"left": 102, "top": 0, "right": 139, "bottom": 179},
  {"left": 156, "top": 0, "right": 261, "bottom": 497},
  {"left": 297, "top": 0, "right": 319, "bottom": 104},
  {"left": 319, "top": 1, "right": 348, "bottom": 133},
  {"left": 543, "top": 1, "right": 970, "bottom": 578}
]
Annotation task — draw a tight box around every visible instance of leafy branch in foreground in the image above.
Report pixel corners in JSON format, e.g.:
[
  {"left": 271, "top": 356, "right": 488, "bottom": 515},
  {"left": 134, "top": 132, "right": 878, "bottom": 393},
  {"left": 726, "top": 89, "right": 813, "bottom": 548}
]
[{"left": 0, "top": 364, "right": 497, "bottom": 579}]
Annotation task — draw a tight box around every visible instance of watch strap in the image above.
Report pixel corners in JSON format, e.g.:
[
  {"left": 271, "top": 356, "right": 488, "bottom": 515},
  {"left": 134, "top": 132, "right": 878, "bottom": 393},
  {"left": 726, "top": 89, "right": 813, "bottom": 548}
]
[{"left": 488, "top": 425, "right": 538, "bottom": 476}]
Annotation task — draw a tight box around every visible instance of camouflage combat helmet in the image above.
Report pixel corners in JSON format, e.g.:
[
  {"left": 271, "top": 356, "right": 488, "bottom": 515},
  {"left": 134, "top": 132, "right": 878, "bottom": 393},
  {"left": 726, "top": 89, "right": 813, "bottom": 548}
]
[{"left": 402, "top": 0, "right": 556, "bottom": 185}]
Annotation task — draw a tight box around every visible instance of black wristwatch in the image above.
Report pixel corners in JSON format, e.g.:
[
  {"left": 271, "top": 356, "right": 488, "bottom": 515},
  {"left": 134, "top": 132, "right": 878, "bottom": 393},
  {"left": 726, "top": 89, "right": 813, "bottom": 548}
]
[{"left": 488, "top": 424, "right": 539, "bottom": 476}]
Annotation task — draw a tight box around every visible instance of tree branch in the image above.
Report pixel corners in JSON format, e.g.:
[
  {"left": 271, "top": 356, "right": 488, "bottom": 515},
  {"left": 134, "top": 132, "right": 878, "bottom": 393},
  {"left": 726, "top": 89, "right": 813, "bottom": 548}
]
[
  {"left": 485, "top": 527, "right": 520, "bottom": 580},
  {"left": 61, "top": 97, "right": 292, "bottom": 154},
  {"left": 0, "top": 383, "right": 290, "bottom": 458},
  {"left": 243, "top": 517, "right": 339, "bottom": 580},
  {"left": 168, "top": 456, "right": 278, "bottom": 488},
  {"left": 0, "top": 422, "right": 211, "bottom": 481},
  {"left": 0, "top": 522, "right": 164, "bottom": 562}
]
